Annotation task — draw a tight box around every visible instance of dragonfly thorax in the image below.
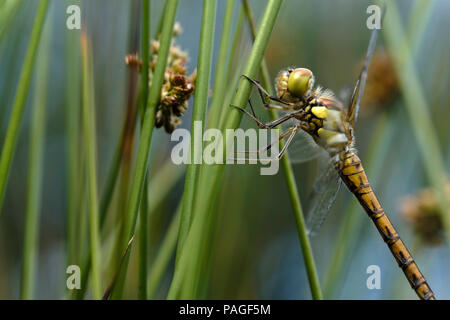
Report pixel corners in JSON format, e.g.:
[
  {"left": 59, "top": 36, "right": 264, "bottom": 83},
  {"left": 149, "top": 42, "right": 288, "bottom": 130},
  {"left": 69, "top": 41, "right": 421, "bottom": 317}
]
[{"left": 297, "top": 88, "right": 353, "bottom": 156}]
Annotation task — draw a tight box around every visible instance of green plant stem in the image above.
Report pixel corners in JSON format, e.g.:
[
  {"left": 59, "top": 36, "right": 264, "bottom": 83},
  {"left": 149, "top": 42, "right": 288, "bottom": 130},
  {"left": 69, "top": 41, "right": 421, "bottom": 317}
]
[
  {"left": 175, "top": 0, "right": 217, "bottom": 268},
  {"left": 242, "top": 0, "right": 322, "bottom": 300},
  {"left": 81, "top": 31, "right": 102, "bottom": 300},
  {"left": 110, "top": 0, "right": 179, "bottom": 299},
  {"left": 105, "top": 0, "right": 142, "bottom": 297},
  {"left": 167, "top": 0, "right": 283, "bottom": 299},
  {"left": 20, "top": 11, "right": 50, "bottom": 299},
  {"left": 218, "top": 8, "right": 245, "bottom": 128},
  {"left": 138, "top": 0, "right": 151, "bottom": 301},
  {"left": 205, "top": 0, "right": 235, "bottom": 130},
  {"left": 108, "top": 0, "right": 142, "bottom": 290},
  {"left": 147, "top": 205, "right": 181, "bottom": 299},
  {"left": 65, "top": 0, "right": 81, "bottom": 275},
  {"left": 382, "top": 1, "right": 449, "bottom": 241},
  {"left": 183, "top": 0, "right": 235, "bottom": 299},
  {"left": 154, "top": 0, "right": 169, "bottom": 38},
  {"left": 0, "top": 0, "right": 49, "bottom": 215}
]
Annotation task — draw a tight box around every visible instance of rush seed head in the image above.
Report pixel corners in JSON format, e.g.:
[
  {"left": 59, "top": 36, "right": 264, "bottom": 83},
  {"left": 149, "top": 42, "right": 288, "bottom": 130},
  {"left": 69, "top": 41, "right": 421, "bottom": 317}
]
[{"left": 147, "top": 22, "right": 196, "bottom": 133}]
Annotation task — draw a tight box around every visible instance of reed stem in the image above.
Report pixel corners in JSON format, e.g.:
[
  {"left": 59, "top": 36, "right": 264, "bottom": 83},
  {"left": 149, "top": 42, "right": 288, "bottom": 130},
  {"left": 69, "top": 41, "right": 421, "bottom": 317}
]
[
  {"left": 20, "top": 9, "right": 51, "bottom": 299},
  {"left": 81, "top": 31, "right": 102, "bottom": 300},
  {"left": 138, "top": 0, "right": 150, "bottom": 301},
  {"left": 175, "top": 0, "right": 217, "bottom": 267}
]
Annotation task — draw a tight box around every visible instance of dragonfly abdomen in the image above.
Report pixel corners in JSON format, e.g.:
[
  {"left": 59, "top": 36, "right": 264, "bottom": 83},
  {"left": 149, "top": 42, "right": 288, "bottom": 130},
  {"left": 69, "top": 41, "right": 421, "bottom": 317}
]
[{"left": 338, "top": 150, "right": 435, "bottom": 300}]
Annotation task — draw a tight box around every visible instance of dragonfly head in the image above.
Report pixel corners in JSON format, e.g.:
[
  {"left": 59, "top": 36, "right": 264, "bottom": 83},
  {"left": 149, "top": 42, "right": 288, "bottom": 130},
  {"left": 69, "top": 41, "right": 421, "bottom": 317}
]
[
  {"left": 287, "top": 68, "right": 314, "bottom": 98},
  {"left": 276, "top": 67, "right": 314, "bottom": 102}
]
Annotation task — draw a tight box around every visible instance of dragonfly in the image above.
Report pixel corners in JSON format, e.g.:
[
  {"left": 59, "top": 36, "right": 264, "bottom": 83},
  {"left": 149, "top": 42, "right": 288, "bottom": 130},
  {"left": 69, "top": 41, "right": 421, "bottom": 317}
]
[{"left": 232, "top": 25, "right": 435, "bottom": 300}]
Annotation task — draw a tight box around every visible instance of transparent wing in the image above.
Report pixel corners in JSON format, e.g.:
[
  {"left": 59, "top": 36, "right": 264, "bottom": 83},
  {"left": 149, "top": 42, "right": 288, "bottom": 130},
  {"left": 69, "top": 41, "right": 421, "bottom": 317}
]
[
  {"left": 347, "top": 15, "right": 382, "bottom": 126},
  {"left": 306, "top": 158, "right": 342, "bottom": 236},
  {"left": 279, "top": 114, "right": 325, "bottom": 164}
]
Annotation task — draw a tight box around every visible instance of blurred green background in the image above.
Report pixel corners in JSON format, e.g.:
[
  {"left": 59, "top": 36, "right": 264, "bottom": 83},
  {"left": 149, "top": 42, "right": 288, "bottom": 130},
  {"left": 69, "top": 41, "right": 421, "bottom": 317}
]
[{"left": 0, "top": 0, "right": 449, "bottom": 299}]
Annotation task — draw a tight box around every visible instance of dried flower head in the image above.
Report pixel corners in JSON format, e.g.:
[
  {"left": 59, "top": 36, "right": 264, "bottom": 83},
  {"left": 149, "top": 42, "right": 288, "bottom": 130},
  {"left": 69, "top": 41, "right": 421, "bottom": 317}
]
[
  {"left": 125, "top": 23, "right": 195, "bottom": 133},
  {"left": 149, "top": 23, "right": 196, "bottom": 133},
  {"left": 400, "top": 178, "right": 450, "bottom": 247},
  {"left": 360, "top": 48, "right": 399, "bottom": 113}
]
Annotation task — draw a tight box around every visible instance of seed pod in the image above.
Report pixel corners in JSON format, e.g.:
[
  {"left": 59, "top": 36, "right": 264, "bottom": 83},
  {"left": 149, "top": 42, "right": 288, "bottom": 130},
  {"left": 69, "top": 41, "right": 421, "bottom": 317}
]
[
  {"left": 143, "top": 22, "right": 196, "bottom": 133},
  {"left": 400, "top": 178, "right": 450, "bottom": 247}
]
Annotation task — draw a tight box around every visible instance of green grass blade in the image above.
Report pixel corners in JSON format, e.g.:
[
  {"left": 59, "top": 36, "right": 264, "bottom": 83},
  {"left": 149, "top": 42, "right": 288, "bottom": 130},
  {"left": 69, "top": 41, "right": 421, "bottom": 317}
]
[
  {"left": 138, "top": 0, "right": 151, "bottom": 300},
  {"left": 20, "top": 8, "right": 51, "bottom": 300},
  {"left": 175, "top": 0, "right": 217, "bottom": 266},
  {"left": 218, "top": 8, "right": 245, "bottom": 128},
  {"left": 65, "top": 0, "right": 81, "bottom": 275},
  {"left": 0, "top": 0, "right": 49, "bottom": 215},
  {"left": 81, "top": 31, "right": 102, "bottom": 300},
  {"left": 147, "top": 205, "right": 181, "bottom": 299},
  {"left": 205, "top": 0, "right": 235, "bottom": 130},
  {"left": 242, "top": 0, "right": 322, "bottom": 300}
]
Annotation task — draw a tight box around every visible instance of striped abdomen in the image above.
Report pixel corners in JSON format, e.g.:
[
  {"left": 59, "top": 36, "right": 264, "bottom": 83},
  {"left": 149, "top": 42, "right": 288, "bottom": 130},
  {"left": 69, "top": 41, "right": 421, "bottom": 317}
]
[{"left": 338, "top": 150, "right": 435, "bottom": 300}]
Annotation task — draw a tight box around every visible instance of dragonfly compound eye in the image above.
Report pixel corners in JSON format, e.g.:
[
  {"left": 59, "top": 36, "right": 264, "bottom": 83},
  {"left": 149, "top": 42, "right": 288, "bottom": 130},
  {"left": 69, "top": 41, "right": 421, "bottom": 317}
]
[{"left": 287, "top": 68, "right": 314, "bottom": 98}]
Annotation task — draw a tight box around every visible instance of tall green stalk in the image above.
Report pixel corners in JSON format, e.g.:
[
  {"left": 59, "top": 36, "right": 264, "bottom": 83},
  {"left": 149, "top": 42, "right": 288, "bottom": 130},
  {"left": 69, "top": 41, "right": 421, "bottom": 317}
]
[
  {"left": 175, "top": 0, "right": 217, "bottom": 266},
  {"left": 138, "top": 0, "right": 151, "bottom": 300},
  {"left": 242, "top": 0, "right": 322, "bottom": 300},
  {"left": 65, "top": 0, "right": 81, "bottom": 274},
  {"left": 205, "top": 0, "right": 235, "bottom": 131},
  {"left": 218, "top": 8, "right": 245, "bottom": 128},
  {"left": 0, "top": 0, "right": 49, "bottom": 215},
  {"left": 110, "top": 0, "right": 179, "bottom": 299},
  {"left": 147, "top": 205, "right": 181, "bottom": 299},
  {"left": 20, "top": 9, "right": 51, "bottom": 299},
  {"left": 167, "top": 0, "right": 284, "bottom": 299},
  {"left": 81, "top": 31, "right": 102, "bottom": 300}
]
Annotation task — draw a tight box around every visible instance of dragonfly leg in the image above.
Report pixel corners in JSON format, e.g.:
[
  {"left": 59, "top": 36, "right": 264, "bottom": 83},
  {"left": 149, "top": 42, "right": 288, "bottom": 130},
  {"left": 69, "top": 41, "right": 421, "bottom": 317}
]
[
  {"left": 274, "top": 126, "right": 299, "bottom": 160},
  {"left": 234, "top": 127, "right": 294, "bottom": 155},
  {"left": 230, "top": 127, "right": 295, "bottom": 162},
  {"left": 254, "top": 126, "right": 299, "bottom": 162},
  {"left": 261, "top": 102, "right": 295, "bottom": 111},
  {"left": 248, "top": 98, "right": 293, "bottom": 116},
  {"left": 230, "top": 104, "right": 296, "bottom": 129},
  {"left": 248, "top": 98, "right": 258, "bottom": 117},
  {"left": 242, "top": 75, "right": 295, "bottom": 107}
]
